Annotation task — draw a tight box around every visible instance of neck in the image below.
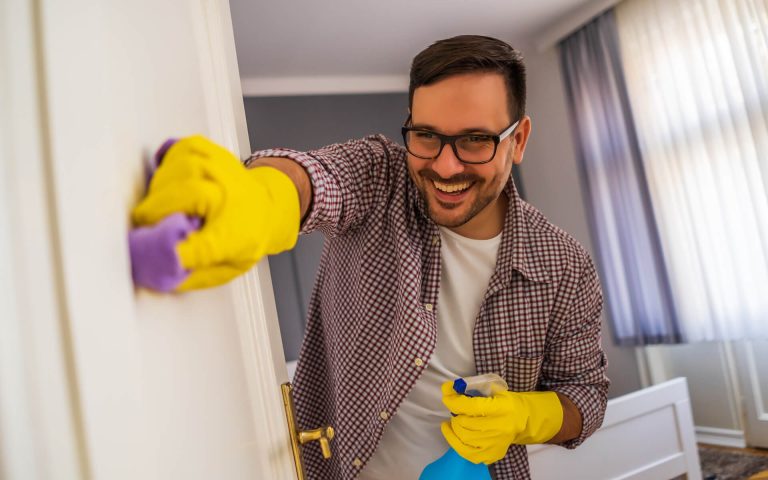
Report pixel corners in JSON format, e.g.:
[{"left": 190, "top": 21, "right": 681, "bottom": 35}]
[{"left": 449, "top": 192, "right": 508, "bottom": 240}]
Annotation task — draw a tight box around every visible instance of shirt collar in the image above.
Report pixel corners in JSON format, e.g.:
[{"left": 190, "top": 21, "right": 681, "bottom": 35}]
[{"left": 498, "top": 177, "right": 551, "bottom": 284}]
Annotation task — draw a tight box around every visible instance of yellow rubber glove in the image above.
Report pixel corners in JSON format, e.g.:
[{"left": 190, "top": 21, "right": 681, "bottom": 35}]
[
  {"left": 131, "top": 135, "right": 300, "bottom": 291},
  {"left": 440, "top": 381, "right": 564, "bottom": 464}
]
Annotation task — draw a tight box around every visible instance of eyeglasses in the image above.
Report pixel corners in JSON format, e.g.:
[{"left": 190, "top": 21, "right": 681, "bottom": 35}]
[{"left": 401, "top": 115, "right": 520, "bottom": 164}]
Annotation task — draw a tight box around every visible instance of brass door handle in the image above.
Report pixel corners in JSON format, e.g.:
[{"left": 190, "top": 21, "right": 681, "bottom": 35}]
[
  {"left": 299, "top": 425, "right": 335, "bottom": 459},
  {"left": 282, "top": 382, "right": 335, "bottom": 479}
]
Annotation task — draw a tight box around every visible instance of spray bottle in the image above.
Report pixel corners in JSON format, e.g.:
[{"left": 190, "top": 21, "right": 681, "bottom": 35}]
[{"left": 419, "top": 373, "right": 509, "bottom": 480}]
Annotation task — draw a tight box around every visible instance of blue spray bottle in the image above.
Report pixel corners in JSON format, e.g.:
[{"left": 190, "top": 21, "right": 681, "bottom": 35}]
[{"left": 419, "top": 373, "right": 509, "bottom": 480}]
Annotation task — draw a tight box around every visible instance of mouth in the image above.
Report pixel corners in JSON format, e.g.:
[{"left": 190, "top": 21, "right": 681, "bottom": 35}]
[{"left": 431, "top": 179, "right": 474, "bottom": 202}]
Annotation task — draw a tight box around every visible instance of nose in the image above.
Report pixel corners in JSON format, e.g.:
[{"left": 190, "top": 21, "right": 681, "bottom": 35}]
[{"left": 431, "top": 143, "right": 465, "bottom": 179}]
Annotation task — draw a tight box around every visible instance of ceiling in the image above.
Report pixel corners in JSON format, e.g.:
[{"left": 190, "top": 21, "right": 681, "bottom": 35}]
[{"left": 230, "top": 0, "right": 602, "bottom": 81}]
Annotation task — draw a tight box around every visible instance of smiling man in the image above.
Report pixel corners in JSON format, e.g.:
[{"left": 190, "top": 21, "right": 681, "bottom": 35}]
[
  {"left": 404, "top": 72, "right": 521, "bottom": 239},
  {"left": 132, "top": 35, "right": 609, "bottom": 480}
]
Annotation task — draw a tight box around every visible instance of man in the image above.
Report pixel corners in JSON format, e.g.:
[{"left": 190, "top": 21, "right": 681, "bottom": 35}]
[{"left": 133, "top": 35, "right": 609, "bottom": 479}]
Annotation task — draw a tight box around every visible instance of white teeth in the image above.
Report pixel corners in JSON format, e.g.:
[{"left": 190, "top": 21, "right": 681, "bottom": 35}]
[{"left": 433, "top": 180, "right": 471, "bottom": 193}]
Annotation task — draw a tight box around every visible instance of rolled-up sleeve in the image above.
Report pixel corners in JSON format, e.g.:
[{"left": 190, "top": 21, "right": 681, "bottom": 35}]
[
  {"left": 247, "top": 135, "right": 401, "bottom": 238},
  {"left": 540, "top": 252, "right": 609, "bottom": 449}
]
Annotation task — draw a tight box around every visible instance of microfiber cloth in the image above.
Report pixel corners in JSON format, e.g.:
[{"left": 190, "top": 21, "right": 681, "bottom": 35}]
[{"left": 128, "top": 213, "right": 200, "bottom": 291}]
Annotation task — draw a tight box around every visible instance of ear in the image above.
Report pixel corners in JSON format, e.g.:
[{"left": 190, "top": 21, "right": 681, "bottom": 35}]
[{"left": 512, "top": 115, "right": 532, "bottom": 165}]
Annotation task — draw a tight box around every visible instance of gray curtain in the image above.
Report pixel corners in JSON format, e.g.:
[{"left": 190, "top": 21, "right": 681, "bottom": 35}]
[{"left": 559, "top": 10, "right": 681, "bottom": 345}]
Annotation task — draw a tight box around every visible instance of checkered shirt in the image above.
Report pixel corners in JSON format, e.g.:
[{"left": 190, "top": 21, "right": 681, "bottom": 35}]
[{"left": 249, "top": 135, "right": 609, "bottom": 480}]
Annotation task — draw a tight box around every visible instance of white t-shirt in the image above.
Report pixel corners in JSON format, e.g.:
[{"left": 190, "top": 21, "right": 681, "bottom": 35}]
[{"left": 359, "top": 227, "right": 502, "bottom": 480}]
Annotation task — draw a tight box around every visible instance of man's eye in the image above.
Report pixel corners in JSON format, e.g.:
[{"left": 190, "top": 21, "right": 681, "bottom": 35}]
[{"left": 466, "top": 135, "right": 492, "bottom": 143}]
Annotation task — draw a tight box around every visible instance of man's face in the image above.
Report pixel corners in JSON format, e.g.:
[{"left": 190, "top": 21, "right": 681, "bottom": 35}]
[{"left": 407, "top": 72, "right": 531, "bottom": 239}]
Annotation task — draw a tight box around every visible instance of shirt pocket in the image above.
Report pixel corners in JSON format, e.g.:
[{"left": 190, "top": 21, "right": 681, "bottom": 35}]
[{"left": 503, "top": 353, "right": 544, "bottom": 392}]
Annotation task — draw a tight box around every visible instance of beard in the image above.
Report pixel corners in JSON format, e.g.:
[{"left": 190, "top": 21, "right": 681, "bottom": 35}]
[{"left": 414, "top": 168, "right": 500, "bottom": 228}]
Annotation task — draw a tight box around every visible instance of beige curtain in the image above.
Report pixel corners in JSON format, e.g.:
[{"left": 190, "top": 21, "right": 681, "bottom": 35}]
[{"left": 616, "top": 0, "right": 768, "bottom": 340}]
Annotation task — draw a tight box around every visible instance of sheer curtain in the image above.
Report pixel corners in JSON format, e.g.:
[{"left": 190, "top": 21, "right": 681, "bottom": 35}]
[
  {"left": 559, "top": 11, "right": 682, "bottom": 345},
  {"left": 615, "top": 0, "right": 768, "bottom": 341}
]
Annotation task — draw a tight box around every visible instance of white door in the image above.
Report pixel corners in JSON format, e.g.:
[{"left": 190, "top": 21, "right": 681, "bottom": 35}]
[
  {"left": 734, "top": 340, "right": 768, "bottom": 448},
  {"left": 1, "top": 0, "right": 302, "bottom": 478}
]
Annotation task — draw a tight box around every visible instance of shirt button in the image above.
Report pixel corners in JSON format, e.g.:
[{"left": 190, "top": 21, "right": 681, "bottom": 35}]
[
  {"left": 379, "top": 410, "right": 390, "bottom": 421},
  {"left": 432, "top": 235, "right": 440, "bottom": 246},
  {"left": 352, "top": 458, "right": 363, "bottom": 467},
  {"left": 424, "top": 303, "right": 434, "bottom": 312},
  {"left": 414, "top": 357, "right": 424, "bottom": 367}
]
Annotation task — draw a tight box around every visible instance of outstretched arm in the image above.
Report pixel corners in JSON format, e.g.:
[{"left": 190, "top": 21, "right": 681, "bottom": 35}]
[
  {"left": 247, "top": 156, "right": 312, "bottom": 222},
  {"left": 131, "top": 136, "right": 302, "bottom": 291},
  {"left": 130, "top": 134, "right": 401, "bottom": 291}
]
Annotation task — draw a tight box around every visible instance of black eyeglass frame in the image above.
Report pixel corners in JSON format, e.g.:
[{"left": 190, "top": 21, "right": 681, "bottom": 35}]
[{"left": 401, "top": 115, "right": 521, "bottom": 165}]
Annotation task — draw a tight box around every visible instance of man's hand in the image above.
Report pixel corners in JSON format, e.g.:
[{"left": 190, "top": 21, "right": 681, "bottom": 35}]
[
  {"left": 131, "top": 135, "right": 300, "bottom": 291},
  {"left": 440, "top": 381, "right": 564, "bottom": 464}
]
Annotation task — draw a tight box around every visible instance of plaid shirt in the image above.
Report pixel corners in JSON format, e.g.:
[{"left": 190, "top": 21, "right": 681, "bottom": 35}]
[{"left": 249, "top": 135, "right": 609, "bottom": 480}]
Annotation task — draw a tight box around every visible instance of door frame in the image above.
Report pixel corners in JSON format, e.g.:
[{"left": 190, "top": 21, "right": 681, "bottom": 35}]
[
  {"left": 196, "top": 0, "right": 296, "bottom": 474},
  {"left": 733, "top": 341, "right": 768, "bottom": 448},
  {"left": 0, "top": 0, "right": 297, "bottom": 478}
]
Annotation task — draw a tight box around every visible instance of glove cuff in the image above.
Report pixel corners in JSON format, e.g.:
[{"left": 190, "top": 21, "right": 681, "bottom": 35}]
[
  {"left": 248, "top": 166, "right": 301, "bottom": 254},
  {"left": 515, "top": 391, "right": 564, "bottom": 444}
]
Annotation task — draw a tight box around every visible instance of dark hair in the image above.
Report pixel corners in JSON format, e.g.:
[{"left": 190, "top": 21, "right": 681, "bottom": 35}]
[{"left": 408, "top": 35, "right": 526, "bottom": 123}]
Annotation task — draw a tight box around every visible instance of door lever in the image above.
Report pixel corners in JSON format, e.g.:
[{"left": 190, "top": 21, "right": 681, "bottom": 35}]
[
  {"left": 282, "top": 382, "right": 335, "bottom": 479},
  {"left": 299, "top": 425, "right": 335, "bottom": 459}
]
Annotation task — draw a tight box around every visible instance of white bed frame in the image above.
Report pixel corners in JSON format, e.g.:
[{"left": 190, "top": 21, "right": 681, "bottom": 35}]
[{"left": 528, "top": 377, "right": 702, "bottom": 479}]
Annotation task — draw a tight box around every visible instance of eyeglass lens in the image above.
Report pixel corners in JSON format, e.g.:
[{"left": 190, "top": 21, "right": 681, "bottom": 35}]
[{"left": 404, "top": 131, "right": 496, "bottom": 163}]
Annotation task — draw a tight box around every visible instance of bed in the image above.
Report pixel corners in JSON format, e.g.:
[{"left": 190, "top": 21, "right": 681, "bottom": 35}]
[{"left": 528, "top": 377, "right": 702, "bottom": 479}]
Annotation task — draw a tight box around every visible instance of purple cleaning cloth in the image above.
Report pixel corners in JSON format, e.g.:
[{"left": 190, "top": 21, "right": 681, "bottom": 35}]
[{"left": 129, "top": 213, "right": 201, "bottom": 292}]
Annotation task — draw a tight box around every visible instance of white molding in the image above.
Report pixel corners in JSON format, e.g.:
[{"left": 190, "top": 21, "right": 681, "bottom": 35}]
[
  {"left": 642, "top": 345, "right": 670, "bottom": 385},
  {"left": 733, "top": 341, "right": 768, "bottom": 447},
  {"left": 695, "top": 426, "right": 747, "bottom": 448},
  {"left": 207, "top": 1, "right": 296, "bottom": 477},
  {"left": 535, "top": 0, "right": 623, "bottom": 52},
  {"left": 720, "top": 341, "right": 747, "bottom": 430},
  {"left": 635, "top": 347, "right": 652, "bottom": 389},
  {"left": 231, "top": 265, "right": 296, "bottom": 479},
  {"left": 241, "top": 74, "right": 410, "bottom": 97}
]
